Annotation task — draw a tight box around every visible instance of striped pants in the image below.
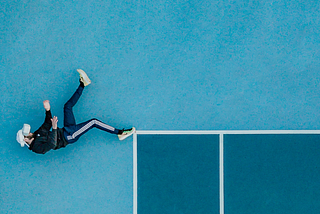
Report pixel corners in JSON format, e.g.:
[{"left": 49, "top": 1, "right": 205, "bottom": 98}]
[{"left": 63, "top": 85, "right": 120, "bottom": 144}]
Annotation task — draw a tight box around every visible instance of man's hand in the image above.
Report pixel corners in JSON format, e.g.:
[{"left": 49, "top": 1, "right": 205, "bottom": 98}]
[
  {"left": 51, "top": 116, "right": 58, "bottom": 129},
  {"left": 43, "top": 100, "right": 50, "bottom": 111}
]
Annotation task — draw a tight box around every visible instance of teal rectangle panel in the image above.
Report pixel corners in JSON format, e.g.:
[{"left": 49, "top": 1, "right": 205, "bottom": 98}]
[
  {"left": 224, "top": 134, "right": 320, "bottom": 214},
  {"left": 137, "top": 134, "right": 220, "bottom": 214}
]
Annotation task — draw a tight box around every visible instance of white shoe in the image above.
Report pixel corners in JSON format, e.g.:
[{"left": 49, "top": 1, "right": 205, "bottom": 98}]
[
  {"left": 77, "top": 69, "right": 91, "bottom": 86},
  {"left": 118, "top": 127, "right": 136, "bottom": 141}
]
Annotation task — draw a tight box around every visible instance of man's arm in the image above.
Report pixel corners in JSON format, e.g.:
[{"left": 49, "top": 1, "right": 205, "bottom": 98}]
[
  {"left": 47, "top": 116, "right": 58, "bottom": 147},
  {"left": 40, "top": 100, "right": 53, "bottom": 131}
]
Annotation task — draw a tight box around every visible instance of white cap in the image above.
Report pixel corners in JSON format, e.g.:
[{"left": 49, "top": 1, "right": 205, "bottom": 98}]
[{"left": 16, "top": 124, "right": 31, "bottom": 147}]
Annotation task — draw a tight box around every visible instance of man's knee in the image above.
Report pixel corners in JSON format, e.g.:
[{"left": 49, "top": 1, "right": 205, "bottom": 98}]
[
  {"left": 64, "top": 103, "right": 72, "bottom": 110},
  {"left": 91, "top": 118, "right": 99, "bottom": 123}
]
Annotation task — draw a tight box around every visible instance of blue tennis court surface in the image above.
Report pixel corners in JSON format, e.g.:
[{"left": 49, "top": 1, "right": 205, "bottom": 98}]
[
  {"left": 137, "top": 134, "right": 219, "bottom": 214},
  {"left": 1, "top": 0, "right": 320, "bottom": 213},
  {"left": 134, "top": 132, "right": 320, "bottom": 214},
  {"left": 224, "top": 134, "right": 320, "bottom": 214}
]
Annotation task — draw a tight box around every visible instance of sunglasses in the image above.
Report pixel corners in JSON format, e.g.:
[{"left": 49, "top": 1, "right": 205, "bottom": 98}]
[{"left": 24, "top": 135, "right": 33, "bottom": 140}]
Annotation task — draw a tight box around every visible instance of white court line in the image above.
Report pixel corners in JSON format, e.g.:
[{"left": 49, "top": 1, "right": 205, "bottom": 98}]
[
  {"left": 133, "top": 133, "right": 138, "bottom": 214},
  {"left": 219, "top": 134, "right": 224, "bottom": 214},
  {"left": 136, "top": 130, "right": 320, "bottom": 135}
]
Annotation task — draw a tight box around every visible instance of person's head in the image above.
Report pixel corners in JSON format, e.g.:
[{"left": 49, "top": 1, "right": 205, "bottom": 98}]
[
  {"left": 16, "top": 124, "right": 33, "bottom": 147},
  {"left": 24, "top": 133, "right": 34, "bottom": 145}
]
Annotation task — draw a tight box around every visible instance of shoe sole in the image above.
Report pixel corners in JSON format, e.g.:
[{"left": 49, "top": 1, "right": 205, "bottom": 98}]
[
  {"left": 119, "top": 127, "right": 136, "bottom": 141},
  {"left": 77, "top": 69, "right": 91, "bottom": 86}
]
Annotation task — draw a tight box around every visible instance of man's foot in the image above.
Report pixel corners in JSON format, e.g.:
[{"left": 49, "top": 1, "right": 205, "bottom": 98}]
[
  {"left": 118, "top": 127, "right": 136, "bottom": 141},
  {"left": 77, "top": 69, "right": 91, "bottom": 87}
]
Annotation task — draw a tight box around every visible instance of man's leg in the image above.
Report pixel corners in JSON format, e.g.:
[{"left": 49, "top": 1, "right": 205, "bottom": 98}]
[
  {"left": 63, "top": 85, "right": 84, "bottom": 127},
  {"left": 64, "top": 118, "right": 121, "bottom": 143},
  {"left": 64, "top": 69, "right": 91, "bottom": 127}
]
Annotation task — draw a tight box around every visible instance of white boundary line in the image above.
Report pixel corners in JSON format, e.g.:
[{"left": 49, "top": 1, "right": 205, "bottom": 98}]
[
  {"left": 136, "top": 130, "right": 320, "bottom": 135},
  {"left": 133, "top": 133, "right": 138, "bottom": 214},
  {"left": 219, "top": 134, "right": 224, "bottom": 214}
]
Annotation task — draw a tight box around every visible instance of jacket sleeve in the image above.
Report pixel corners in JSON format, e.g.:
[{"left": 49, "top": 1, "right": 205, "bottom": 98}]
[
  {"left": 48, "top": 129, "right": 58, "bottom": 148},
  {"left": 39, "top": 110, "right": 52, "bottom": 131}
]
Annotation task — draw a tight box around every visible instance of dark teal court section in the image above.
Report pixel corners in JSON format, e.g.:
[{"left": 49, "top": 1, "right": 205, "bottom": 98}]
[
  {"left": 224, "top": 134, "right": 320, "bottom": 214},
  {"left": 137, "top": 135, "right": 219, "bottom": 214}
]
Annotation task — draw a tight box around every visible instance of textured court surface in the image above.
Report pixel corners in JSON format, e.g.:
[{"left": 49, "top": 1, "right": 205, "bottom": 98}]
[
  {"left": 1, "top": 0, "right": 320, "bottom": 213},
  {"left": 137, "top": 135, "right": 219, "bottom": 214},
  {"left": 224, "top": 134, "right": 320, "bottom": 214}
]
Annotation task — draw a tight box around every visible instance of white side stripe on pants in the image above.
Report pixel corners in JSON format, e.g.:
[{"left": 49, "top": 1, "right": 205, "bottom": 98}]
[{"left": 67, "top": 120, "right": 115, "bottom": 140}]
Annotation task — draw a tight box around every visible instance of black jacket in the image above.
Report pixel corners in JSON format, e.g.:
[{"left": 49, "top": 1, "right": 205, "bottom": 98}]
[{"left": 29, "top": 110, "right": 68, "bottom": 154}]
